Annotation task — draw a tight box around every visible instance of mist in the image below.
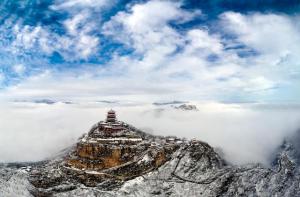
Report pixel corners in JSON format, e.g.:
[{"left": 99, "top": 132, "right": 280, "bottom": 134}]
[{"left": 0, "top": 101, "right": 300, "bottom": 166}]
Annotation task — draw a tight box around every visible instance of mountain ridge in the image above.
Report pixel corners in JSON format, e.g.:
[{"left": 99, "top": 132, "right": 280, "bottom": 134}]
[{"left": 0, "top": 111, "right": 300, "bottom": 196}]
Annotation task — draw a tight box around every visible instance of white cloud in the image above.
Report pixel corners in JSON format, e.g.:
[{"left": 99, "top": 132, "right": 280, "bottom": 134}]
[
  {"left": 1, "top": 0, "right": 298, "bottom": 105},
  {"left": 0, "top": 72, "right": 4, "bottom": 84},
  {"left": 64, "top": 12, "right": 89, "bottom": 36},
  {"left": 76, "top": 34, "right": 99, "bottom": 59},
  {"left": 221, "top": 12, "right": 300, "bottom": 56},
  {"left": 103, "top": 1, "right": 229, "bottom": 96},
  {"left": 220, "top": 12, "right": 300, "bottom": 78},
  {"left": 10, "top": 13, "right": 99, "bottom": 61},
  {"left": 61, "top": 11, "right": 100, "bottom": 60},
  {"left": 186, "top": 29, "right": 223, "bottom": 54},
  {"left": 12, "top": 25, "right": 53, "bottom": 55},
  {"left": 118, "top": 0, "right": 198, "bottom": 33},
  {"left": 51, "top": 0, "right": 112, "bottom": 10},
  {"left": 103, "top": 0, "right": 199, "bottom": 54},
  {"left": 0, "top": 69, "right": 178, "bottom": 103},
  {"left": 50, "top": 0, "right": 111, "bottom": 59},
  {"left": 4, "top": 2, "right": 299, "bottom": 102},
  {"left": 0, "top": 1, "right": 298, "bottom": 103},
  {"left": 102, "top": 5, "right": 300, "bottom": 102},
  {"left": 12, "top": 64, "right": 26, "bottom": 75},
  {"left": 102, "top": 1, "right": 240, "bottom": 100}
]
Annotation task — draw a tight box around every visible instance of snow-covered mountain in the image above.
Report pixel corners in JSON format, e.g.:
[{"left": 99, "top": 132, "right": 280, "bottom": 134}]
[{"left": 1, "top": 116, "right": 300, "bottom": 196}]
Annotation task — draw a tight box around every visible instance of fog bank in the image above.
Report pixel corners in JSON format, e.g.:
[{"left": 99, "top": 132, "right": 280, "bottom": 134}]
[{"left": 0, "top": 102, "right": 299, "bottom": 165}]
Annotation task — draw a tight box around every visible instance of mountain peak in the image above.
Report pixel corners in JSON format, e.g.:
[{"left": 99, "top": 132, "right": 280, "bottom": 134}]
[
  {"left": 30, "top": 110, "right": 188, "bottom": 190},
  {"left": 1, "top": 112, "right": 300, "bottom": 196}
]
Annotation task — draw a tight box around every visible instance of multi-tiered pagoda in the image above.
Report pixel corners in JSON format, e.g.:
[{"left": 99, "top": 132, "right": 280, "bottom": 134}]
[
  {"left": 106, "top": 109, "right": 116, "bottom": 122},
  {"left": 96, "top": 110, "right": 124, "bottom": 136}
]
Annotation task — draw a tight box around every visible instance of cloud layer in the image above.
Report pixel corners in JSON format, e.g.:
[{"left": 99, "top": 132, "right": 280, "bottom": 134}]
[
  {"left": 0, "top": 102, "right": 299, "bottom": 166},
  {"left": 0, "top": 0, "right": 299, "bottom": 103}
]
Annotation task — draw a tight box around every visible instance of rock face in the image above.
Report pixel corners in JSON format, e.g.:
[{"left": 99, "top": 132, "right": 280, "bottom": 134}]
[
  {"left": 175, "top": 104, "right": 198, "bottom": 111},
  {"left": 60, "top": 110, "right": 180, "bottom": 186},
  {"left": 28, "top": 111, "right": 182, "bottom": 193},
  {"left": 0, "top": 111, "right": 300, "bottom": 196}
]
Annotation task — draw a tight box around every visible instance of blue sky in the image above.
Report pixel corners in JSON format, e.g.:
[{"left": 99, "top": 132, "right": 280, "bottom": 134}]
[{"left": 0, "top": 0, "right": 300, "bottom": 103}]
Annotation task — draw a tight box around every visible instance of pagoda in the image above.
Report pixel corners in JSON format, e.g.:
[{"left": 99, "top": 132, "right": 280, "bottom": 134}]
[
  {"left": 106, "top": 109, "right": 116, "bottom": 123},
  {"left": 97, "top": 110, "right": 124, "bottom": 135}
]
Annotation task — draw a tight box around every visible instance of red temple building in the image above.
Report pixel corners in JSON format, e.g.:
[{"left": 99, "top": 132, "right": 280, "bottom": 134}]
[
  {"left": 98, "top": 110, "right": 124, "bottom": 135},
  {"left": 106, "top": 109, "right": 117, "bottom": 123}
]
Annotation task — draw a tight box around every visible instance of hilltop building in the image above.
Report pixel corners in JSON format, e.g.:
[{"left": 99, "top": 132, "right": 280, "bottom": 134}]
[
  {"left": 97, "top": 110, "right": 124, "bottom": 135},
  {"left": 63, "top": 110, "right": 181, "bottom": 181},
  {"left": 106, "top": 109, "right": 117, "bottom": 123},
  {"left": 66, "top": 110, "right": 146, "bottom": 171},
  {"left": 84, "top": 109, "right": 142, "bottom": 140}
]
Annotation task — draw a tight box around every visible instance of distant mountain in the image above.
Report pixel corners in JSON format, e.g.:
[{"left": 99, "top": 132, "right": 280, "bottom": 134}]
[
  {"left": 1, "top": 111, "right": 300, "bottom": 196},
  {"left": 152, "top": 101, "right": 187, "bottom": 106},
  {"left": 174, "top": 104, "right": 198, "bottom": 111},
  {"left": 95, "top": 100, "right": 119, "bottom": 104},
  {"left": 33, "top": 99, "right": 57, "bottom": 104},
  {"left": 13, "top": 99, "right": 73, "bottom": 105}
]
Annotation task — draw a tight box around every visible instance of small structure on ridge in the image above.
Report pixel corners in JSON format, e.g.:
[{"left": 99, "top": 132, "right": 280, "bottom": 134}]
[
  {"left": 97, "top": 110, "right": 124, "bottom": 136},
  {"left": 106, "top": 109, "right": 117, "bottom": 123}
]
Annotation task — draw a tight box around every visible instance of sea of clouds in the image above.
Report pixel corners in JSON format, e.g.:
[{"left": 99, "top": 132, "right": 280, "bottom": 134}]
[{"left": 0, "top": 101, "right": 299, "bottom": 166}]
